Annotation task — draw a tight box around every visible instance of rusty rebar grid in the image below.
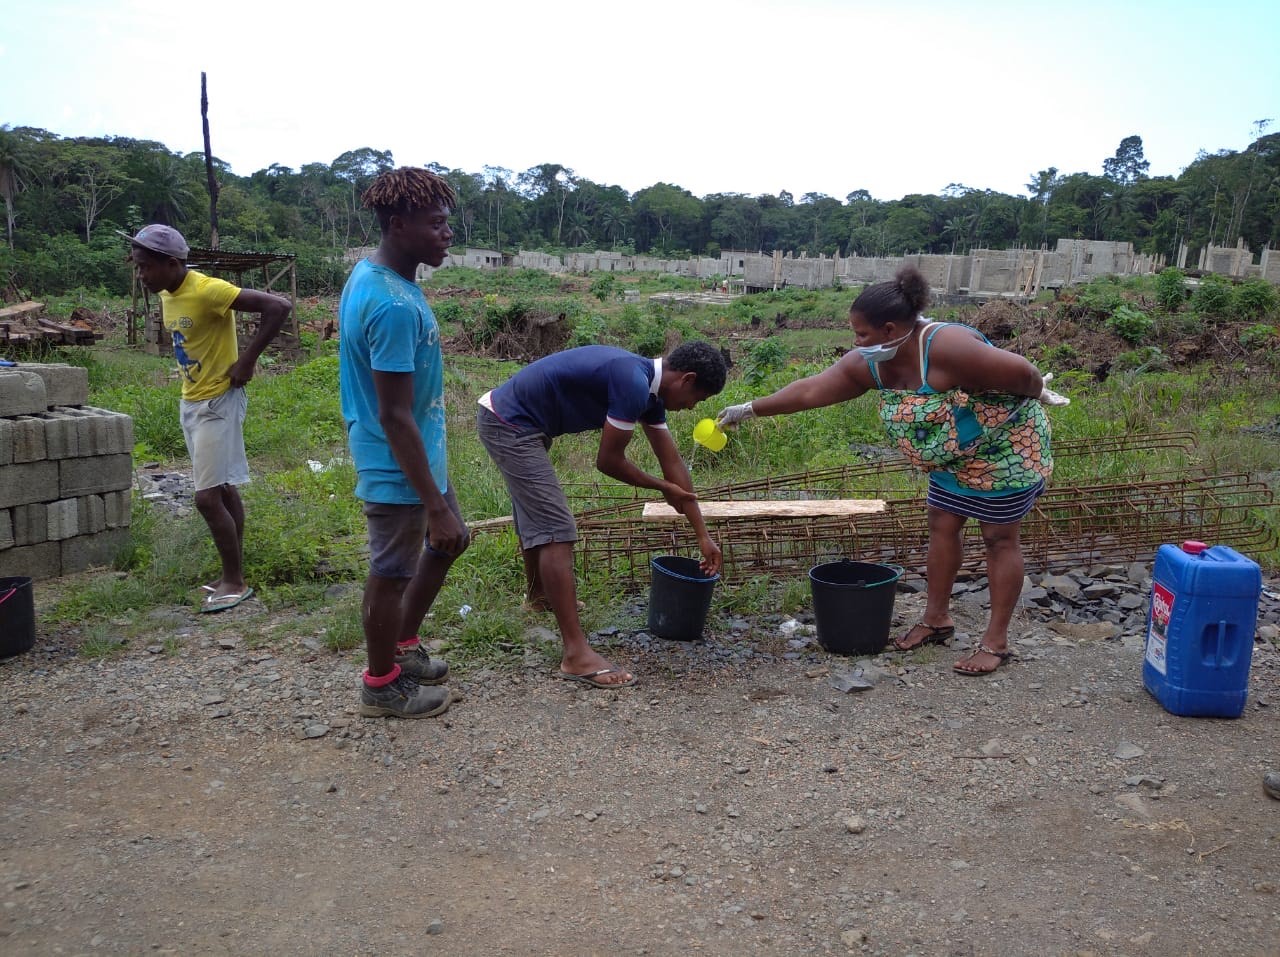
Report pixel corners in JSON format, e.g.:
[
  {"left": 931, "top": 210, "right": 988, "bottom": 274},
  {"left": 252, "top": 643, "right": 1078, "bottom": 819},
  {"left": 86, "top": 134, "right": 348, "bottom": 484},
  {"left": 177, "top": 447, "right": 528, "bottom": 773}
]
[
  {"left": 576, "top": 469, "right": 1274, "bottom": 588},
  {"left": 564, "top": 430, "right": 1200, "bottom": 521}
]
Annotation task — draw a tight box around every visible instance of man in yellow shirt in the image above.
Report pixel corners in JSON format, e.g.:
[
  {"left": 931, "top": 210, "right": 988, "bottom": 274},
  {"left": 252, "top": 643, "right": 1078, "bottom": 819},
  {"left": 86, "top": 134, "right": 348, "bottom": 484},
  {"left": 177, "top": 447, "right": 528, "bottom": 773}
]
[{"left": 123, "top": 225, "right": 291, "bottom": 612}]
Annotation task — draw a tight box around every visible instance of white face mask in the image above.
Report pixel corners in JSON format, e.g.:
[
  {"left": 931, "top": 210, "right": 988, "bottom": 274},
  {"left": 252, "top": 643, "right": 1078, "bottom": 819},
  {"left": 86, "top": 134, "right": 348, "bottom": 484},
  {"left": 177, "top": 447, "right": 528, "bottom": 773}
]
[{"left": 856, "top": 328, "right": 912, "bottom": 363}]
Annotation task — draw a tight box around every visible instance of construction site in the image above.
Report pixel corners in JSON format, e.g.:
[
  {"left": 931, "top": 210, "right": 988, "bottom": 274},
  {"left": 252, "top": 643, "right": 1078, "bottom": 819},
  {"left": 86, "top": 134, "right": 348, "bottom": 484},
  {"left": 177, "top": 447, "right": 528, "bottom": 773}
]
[
  {"left": 462, "top": 430, "right": 1276, "bottom": 589},
  {"left": 432, "top": 236, "right": 1280, "bottom": 300}
]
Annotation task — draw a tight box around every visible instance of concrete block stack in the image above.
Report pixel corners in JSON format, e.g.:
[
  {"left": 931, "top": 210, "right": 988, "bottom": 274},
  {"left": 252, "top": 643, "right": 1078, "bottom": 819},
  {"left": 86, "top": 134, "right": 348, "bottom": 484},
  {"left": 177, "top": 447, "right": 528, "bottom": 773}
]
[{"left": 0, "top": 363, "right": 134, "bottom": 579}]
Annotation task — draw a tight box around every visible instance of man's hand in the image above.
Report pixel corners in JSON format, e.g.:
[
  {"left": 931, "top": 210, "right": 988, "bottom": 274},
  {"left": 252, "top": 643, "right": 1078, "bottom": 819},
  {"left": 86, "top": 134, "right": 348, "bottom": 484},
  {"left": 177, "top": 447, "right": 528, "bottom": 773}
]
[
  {"left": 661, "top": 483, "right": 698, "bottom": 513},
  {"left": 1039, "top": 372, "right": 1071, "bottom": 407},
  {"left": 427, "top": 505, "right": 469, "bottom": 557},
  {"left": 227, "top": 356, "right": 257, "bottom": 389},
  {"left": 715, "top": 401, "right": 756, "bottom": 429},
  {"left": 698, "top": 536, "right": 723, "bottom": 577}
]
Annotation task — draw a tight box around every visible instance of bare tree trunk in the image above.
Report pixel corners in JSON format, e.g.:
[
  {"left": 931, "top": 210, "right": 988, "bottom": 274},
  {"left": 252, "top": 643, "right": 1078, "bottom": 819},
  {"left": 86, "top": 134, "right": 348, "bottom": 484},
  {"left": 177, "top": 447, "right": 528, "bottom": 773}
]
[{"left": 202, "top": 73, "right": 220, "bottom": 250}]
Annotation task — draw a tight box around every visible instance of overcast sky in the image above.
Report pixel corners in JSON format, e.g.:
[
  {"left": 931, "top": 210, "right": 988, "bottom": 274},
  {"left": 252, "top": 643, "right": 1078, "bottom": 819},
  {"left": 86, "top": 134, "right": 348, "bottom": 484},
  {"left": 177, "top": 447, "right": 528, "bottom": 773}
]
[{"left": 3, "top": 0, "right": 1276, "bottom": 201}]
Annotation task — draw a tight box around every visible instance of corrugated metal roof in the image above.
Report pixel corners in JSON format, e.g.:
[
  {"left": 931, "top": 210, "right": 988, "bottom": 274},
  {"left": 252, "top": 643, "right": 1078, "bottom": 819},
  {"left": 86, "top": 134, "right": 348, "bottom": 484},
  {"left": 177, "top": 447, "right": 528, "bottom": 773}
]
[{"left": 185, "top": 247, "right": 297, "bottom": 270}]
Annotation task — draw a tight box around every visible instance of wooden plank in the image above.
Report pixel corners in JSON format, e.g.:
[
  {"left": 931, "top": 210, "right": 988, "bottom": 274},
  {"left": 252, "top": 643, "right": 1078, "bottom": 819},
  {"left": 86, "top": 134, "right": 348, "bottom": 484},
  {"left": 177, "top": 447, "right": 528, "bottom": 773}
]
[
  {"left": 642, "top": 499, "right": 886, "bottom": 521},
  {"left": 0, "top": 301, "right": 44, "bottom": 321},
  {"left": 36, "top": 318, "right": 96, "bottom": 344}
]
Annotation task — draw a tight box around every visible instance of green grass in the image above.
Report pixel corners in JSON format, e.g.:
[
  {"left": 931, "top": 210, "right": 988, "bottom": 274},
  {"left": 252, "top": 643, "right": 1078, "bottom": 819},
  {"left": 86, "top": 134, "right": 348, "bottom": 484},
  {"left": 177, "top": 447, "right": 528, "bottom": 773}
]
[{"left": 31, "top": 275, "right": 1280, "bottom": 666}]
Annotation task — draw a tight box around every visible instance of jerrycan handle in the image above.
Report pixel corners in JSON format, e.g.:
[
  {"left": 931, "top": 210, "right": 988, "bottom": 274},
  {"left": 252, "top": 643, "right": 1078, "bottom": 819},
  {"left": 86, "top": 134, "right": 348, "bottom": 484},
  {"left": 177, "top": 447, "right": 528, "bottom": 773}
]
[{"left": 1206, "top": 619, "right": 1234, "bottom": 668}]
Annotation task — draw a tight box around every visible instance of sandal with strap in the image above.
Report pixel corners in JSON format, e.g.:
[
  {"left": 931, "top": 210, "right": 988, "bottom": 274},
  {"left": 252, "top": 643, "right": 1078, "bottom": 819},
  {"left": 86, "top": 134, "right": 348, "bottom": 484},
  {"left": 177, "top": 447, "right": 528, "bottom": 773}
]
[
  {"left": 953, "top": 642, "right": 1013, "bottom": 676},
  {"left": 893, "top": 621, "right": 956, "bottom": 652}
]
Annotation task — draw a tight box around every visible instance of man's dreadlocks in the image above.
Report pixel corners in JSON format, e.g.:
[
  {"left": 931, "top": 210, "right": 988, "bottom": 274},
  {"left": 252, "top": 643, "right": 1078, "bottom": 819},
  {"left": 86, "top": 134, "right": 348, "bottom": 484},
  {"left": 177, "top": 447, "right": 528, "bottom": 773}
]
[{"left": 361, "top": 167, "right": 458, "bottom": 232}]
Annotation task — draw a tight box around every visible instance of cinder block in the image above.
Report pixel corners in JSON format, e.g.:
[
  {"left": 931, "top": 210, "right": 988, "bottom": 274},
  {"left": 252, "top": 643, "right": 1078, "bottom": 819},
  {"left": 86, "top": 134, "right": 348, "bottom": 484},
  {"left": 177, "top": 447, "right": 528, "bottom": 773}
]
[
  {"left": 22, "top": 363, "right": 89, "bottom": 408},
  {"left": 46, "top": 498, "right": 79, "bottom": 541},
  {"left": 9, "top": 415, "right": 48, "bottom": 463},
  {"left": 0, "top": 510, "right": 12, "bottom": 550},
  {"left": 0, "top": 460, "right": 59, "bottom": 509},
  {"left": 60, "top": 526, "right": 130, "bottom": 575},
  {"left": 75, "top": 495, "right": 106, "bottom": 535},
  {"left": 0, "top": 419, "right": 11, "bottom": 466},
  {"left": 78, "top": 407, "right": 135, "bottom": 455},
  {"left": 0, "top": 371, "right": 48, "bottom": 417},
  {"left": 0, "top": 541, "right": 61, "bottom": 579},
  {"left": 35, "top": 410, "right": 79, "bottom": 460},
  {"left": 103, "top": 489, "right": 132, "bottom": 528},
  {"left": 59, "top": 454, "right": 132, "bottom": 498},
  {"left": 12, "top": 503, "right": 48, "bottom": 545}
]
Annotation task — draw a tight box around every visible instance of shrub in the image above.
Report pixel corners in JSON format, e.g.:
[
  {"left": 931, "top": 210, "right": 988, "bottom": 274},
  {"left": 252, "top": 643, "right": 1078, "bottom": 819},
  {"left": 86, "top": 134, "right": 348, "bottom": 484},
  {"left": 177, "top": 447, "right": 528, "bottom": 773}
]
[
  {"left": 1153, "top": 311, "right": 1205, "bottom": 339},
  {"left": 1233, "top": 278, "right": 1279, "bottom": 322},
  {"left": 589, "top": 274, "right": 617, "bottom": 302},
  {"left": 1154, "top": 267, "right": 1186, "bottom": 311},
  {"left": 1114, "top": 346, "right": 1170, "bottom": 374},
  {"left": 629, "top": 317, "right": 667, "bottom": 357},
  {"left": 1106, "top": 304, "right": 1154, "bottom": 343},
  {"left": 1190, "top": 275, "right": 1234, "bottom": 322},
  {"left": 1039, "top": 343, "right": 1080, "bottom": 370},
  {"left": 743, "top": 339, "right": 789, "bottom": 385},
  {"left": 568, "top": 314, "right": 608, "bottom": 348},
  {"left": 432, "top": 297, "right": 468, "bottom": 327},
  {"left": 1076, "top": 277, "right": 1126, "bottom": 318},
  {"left": 1239, "top": 323, "right": 1279, "bottom": 352}
]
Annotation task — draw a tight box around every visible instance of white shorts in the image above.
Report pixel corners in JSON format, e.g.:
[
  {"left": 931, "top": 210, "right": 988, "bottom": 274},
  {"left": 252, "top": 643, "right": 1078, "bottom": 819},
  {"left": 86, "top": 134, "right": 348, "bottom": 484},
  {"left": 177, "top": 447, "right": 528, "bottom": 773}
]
[{"left": 180, "top": 387, "right": 250, "bottom": 491}]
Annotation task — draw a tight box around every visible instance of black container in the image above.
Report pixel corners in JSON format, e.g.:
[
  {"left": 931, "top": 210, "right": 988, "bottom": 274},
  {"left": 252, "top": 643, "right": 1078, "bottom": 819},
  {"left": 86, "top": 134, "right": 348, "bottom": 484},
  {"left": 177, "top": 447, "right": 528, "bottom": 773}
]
[
  {"left": 647, "top": 556, "right": 719, "bottom": 641},
  {"left": 0, "top": 576, "right": 35, "bottom": 659},
  {"left": 808, "top": 560, "right": 902, "bottom": 656}
]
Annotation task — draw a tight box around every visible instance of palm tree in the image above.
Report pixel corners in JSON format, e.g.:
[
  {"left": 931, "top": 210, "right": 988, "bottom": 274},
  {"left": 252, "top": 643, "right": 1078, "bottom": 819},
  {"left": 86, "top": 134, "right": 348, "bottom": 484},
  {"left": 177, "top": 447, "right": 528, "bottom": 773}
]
[
  {"left": 142, "top": 154, "right": 196, "bottom": 225},
  {"left": 942, "top": 214, "right": 975, "bottom": 255}
]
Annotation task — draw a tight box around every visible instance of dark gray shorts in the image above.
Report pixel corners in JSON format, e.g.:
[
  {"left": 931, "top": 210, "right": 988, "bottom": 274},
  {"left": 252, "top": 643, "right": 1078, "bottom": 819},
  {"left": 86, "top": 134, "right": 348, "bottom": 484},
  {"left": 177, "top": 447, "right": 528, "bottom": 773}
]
[
  {"left": 476, "top": 406, "right": 577, "bottom": 549},
  {"left": 363, "top": 487, "right": 467, "bottom": 579}
]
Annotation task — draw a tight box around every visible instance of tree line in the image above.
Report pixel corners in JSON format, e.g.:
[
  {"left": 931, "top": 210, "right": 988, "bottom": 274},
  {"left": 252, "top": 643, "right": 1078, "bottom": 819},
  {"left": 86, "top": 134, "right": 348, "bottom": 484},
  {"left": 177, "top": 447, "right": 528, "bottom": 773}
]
[{"left": 0, "top": 123, "right": 1276, "bottom": 298}]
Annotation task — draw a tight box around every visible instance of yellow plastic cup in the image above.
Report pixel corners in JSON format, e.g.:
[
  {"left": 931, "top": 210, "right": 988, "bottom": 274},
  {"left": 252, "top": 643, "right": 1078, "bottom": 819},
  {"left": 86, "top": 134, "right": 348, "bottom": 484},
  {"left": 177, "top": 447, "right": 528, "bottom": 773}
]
[{"left": 693, "top": 418, "right": 728, "bottom": 452}]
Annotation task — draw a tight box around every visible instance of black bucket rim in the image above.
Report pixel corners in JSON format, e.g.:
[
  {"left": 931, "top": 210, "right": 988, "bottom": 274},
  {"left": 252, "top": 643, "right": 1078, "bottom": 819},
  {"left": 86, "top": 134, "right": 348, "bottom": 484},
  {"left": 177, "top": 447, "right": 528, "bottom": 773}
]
[
  {"left": 0, "top": 576, "right": 32, "bottom": 604},
  {"left": 808, "top": 559, "right": 903, "bottom": 589},
  {"left": 650, "top": 554, "right": 721, "bottom": 585}
]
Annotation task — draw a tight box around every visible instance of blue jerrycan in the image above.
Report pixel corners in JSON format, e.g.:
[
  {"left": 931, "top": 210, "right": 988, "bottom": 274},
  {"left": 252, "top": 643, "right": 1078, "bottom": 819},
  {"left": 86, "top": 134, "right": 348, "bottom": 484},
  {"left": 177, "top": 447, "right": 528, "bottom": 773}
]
[{"left": 1143, "top": 540, "right": 1262, "bottom": 718}]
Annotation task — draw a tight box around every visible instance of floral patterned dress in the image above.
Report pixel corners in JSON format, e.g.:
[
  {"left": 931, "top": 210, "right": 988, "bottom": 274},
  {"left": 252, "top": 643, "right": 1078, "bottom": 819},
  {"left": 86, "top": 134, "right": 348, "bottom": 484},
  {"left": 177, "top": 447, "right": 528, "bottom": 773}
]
[{"left": 868, "top": 322, "right": 1053, "bottom": 494}]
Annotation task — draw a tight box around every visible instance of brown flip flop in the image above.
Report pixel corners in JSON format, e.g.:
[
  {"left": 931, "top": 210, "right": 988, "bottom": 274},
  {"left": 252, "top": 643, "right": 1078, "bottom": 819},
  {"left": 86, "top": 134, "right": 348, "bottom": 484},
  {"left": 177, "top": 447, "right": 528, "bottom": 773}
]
[
  {"left": 892, "top": 622, "right": 955, "bottom": 652},
  {"left": 953, "top": 643, "right": 1013, "bottom": 676}
]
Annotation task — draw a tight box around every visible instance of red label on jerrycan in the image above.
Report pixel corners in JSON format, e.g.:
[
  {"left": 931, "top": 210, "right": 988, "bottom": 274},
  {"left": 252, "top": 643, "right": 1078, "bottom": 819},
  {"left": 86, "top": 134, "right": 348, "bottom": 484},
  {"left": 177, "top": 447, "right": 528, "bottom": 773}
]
[{"left": 1143, "top": 540, "right": 1262, "bottom": 718}]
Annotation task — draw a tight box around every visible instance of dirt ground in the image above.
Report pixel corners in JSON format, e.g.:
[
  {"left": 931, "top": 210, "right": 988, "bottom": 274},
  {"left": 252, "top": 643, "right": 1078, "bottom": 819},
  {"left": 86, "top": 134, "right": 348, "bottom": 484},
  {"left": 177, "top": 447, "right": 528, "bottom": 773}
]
[{"left": 2, "top": 576, "right": 1279, "bottom": 957}]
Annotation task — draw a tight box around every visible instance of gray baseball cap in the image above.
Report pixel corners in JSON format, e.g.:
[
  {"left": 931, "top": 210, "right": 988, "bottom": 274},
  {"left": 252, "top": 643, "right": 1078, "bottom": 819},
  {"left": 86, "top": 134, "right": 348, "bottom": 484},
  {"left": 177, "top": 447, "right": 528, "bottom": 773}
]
[{"left": 118, "top": 224, "right": 189, "bottom": 259}]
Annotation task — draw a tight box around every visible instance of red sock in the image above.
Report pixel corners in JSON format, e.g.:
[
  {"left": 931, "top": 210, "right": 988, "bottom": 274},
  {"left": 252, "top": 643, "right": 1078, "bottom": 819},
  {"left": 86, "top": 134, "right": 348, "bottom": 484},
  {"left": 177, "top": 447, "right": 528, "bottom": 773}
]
[
  {"left": 397, "top": 637, "right": 420, "bottom": 650},
  {"left": 362, "top": 664, "right": 402, "bottom": 688}
]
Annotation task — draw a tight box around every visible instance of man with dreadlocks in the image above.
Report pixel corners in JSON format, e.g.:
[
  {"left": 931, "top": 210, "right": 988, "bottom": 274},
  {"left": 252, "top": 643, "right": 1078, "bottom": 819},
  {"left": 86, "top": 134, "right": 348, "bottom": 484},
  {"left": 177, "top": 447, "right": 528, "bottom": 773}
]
[{"left": 339, "top": 167, "right": 469, "bottom": 719}]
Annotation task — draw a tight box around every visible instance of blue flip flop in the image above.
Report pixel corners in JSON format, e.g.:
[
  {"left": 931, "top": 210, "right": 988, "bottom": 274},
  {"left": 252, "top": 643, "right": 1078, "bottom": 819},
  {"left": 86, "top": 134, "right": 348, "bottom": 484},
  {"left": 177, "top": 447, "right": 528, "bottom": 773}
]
[{"left": 201, "top": 587, "right": 254, "bottom": 613}]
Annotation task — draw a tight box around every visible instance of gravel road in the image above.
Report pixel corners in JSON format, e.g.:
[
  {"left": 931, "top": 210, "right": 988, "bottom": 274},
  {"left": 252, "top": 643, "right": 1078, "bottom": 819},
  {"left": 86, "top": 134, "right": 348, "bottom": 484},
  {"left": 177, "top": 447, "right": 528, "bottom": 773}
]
[{"left": 2, "top": 568, "right": 1279, "bottom": 957}]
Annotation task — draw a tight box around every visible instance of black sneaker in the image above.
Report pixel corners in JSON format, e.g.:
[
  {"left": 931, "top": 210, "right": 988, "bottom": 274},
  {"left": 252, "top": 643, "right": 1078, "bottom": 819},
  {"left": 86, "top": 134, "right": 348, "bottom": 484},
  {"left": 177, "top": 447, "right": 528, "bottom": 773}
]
[
  {"left": 359, "top": 672, "right": 451, "bottom": 719},
  {"left": 394, "top": 643, "right": 449, "bottom": 685}
]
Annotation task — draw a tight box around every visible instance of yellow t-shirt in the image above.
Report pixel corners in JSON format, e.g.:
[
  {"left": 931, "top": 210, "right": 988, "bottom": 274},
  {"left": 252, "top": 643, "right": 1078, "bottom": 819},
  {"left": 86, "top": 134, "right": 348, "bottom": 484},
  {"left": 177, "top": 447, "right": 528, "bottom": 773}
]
[{"left": 161, "top": 270, "right": 241, "bottom": 401}]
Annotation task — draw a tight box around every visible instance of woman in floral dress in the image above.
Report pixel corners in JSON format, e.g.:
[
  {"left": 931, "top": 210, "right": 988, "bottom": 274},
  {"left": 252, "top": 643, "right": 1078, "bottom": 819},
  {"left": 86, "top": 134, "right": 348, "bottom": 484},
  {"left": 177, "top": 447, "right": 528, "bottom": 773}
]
[{"left": 716, "top": 266, "right": 1067, "bottom": 675}]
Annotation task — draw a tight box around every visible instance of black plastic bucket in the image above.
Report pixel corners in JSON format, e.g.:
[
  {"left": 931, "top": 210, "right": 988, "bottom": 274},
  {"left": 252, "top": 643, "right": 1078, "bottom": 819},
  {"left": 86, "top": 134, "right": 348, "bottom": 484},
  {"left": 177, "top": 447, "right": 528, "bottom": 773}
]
[
  {"left": 808, "top": 560, "right": 902, "bottom": 656},
  {"left": 648, "top": 556, "right": 719, "bottom": 641},
  {"left": 0, "top": 576, "right": 35, "bottom": 659}
]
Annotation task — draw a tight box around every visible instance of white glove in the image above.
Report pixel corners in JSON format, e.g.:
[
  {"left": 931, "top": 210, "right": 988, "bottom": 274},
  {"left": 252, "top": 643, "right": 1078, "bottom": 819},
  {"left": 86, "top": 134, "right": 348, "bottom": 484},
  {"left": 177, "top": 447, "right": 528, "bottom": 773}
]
[
  {"left": 1038, "top": 372, "right": 1071, "bottom": 407},
  {"left": 715, "top": 401, "right": 757, "bottom": 429}
]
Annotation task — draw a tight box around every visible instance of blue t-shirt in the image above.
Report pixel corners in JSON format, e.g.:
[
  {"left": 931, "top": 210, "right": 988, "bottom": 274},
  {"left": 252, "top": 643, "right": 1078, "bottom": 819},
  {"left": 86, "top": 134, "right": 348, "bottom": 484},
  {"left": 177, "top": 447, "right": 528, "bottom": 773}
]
[
  {"left": 338, "top": 259, "right": 448, "bottom": 504},
  {"left": 487, "top": 345, "right": 666, "bottom": 437}
]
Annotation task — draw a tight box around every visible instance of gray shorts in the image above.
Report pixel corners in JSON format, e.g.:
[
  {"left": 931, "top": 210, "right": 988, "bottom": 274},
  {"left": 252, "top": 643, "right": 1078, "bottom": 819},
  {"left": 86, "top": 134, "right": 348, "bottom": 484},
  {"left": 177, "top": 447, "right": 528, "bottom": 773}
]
[
  {"left": 363, "top": 487, "right": 468, "bottom": 579},
  {"left": 476, "top": 406, "right": 577, "bottom": 549},
  {"left": 180, "top": 387, "right": 249, "bottom": 491}
]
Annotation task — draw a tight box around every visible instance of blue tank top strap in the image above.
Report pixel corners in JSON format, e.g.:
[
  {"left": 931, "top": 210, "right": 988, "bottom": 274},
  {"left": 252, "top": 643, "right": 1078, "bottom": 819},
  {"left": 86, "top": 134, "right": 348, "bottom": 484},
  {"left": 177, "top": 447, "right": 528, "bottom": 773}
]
[{"left": 868, "top": 357, "right": 884, "bottom": 389}]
